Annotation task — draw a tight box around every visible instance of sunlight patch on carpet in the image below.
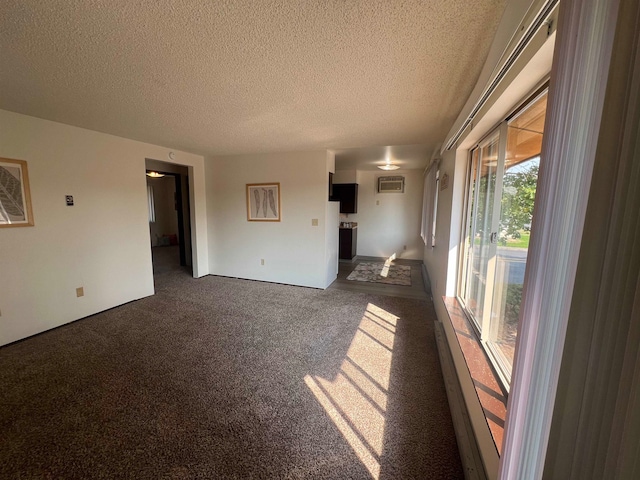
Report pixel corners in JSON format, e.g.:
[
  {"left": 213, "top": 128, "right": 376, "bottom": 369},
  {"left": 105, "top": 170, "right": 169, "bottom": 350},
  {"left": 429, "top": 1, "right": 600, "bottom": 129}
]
[{"left": 304, "top": 303, "right": 399, "bottom": 479}]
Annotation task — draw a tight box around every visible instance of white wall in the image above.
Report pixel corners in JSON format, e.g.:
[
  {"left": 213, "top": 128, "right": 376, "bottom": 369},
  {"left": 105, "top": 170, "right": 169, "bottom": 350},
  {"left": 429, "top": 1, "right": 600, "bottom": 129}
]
[
  {"left": 333, "top": 169, "right": 357, "bottom": 184},
  {"left": 423, "top": 150, "right": 466, "bottom": 301},
  {"left": 206, "top": 150, "right": 335, "bottom": 289},
  {"left": 0, "top": 109, "right": 207, "bottom": 346},
  {"left": 338, "top": 169, "right": 424, "bottom": 260}
]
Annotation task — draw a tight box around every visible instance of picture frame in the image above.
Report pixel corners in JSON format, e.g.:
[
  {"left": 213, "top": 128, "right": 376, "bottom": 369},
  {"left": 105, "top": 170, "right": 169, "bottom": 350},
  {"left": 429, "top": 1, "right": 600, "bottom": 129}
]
[
  {"left": 247, "top": 183, "right": 280, "bottom": 222},
  {"left": 0, "top": 157, "right": 34, "bottom": 228}
]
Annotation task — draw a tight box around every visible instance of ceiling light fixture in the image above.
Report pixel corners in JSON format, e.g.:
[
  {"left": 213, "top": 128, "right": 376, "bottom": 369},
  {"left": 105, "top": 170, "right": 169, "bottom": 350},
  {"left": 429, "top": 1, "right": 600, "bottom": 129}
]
[
  {"left": 378, "top": 163, "right": 400, "bottom": 171},
  {"left": 146, "top": 171, "right": 165, "bottom": 178}
]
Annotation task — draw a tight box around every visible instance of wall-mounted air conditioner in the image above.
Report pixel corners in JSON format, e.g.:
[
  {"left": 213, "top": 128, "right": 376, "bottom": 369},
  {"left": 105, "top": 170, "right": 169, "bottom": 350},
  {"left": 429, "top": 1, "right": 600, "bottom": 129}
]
[{"left": 378, "top": 176, "right": 404, "bottom": 193}]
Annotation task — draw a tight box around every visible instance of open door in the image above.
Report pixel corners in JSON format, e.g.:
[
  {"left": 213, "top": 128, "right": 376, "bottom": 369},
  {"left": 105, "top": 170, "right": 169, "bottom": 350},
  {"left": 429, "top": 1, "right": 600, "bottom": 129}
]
[{"left": 145, "top": 159, "right": 192, "bottom": 275}]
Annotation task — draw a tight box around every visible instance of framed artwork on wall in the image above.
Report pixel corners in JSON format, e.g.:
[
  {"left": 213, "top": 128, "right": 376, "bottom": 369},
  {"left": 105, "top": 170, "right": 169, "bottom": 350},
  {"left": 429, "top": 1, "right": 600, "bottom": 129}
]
[
  {"left": 247, "top": 183, "right": 280, "bottom": 222},
  {"left": 0, "top": 158, "right": 34, "bottom": 228}
]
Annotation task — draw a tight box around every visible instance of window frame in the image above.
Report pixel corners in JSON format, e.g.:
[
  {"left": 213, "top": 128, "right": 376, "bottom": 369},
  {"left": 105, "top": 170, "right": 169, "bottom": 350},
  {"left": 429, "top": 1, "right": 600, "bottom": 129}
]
[{"left": 457, "top": 85, "right": 549, "bottom": 391}]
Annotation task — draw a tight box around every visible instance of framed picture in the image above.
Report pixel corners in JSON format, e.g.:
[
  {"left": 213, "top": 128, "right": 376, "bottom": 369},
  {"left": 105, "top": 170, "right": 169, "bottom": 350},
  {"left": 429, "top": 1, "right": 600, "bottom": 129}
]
[
  {"left": 0, "top": 158, "right": 34, "bottom": 228},
  {"left": 247, "top": 183, "right": 280, "bottom": 222}
]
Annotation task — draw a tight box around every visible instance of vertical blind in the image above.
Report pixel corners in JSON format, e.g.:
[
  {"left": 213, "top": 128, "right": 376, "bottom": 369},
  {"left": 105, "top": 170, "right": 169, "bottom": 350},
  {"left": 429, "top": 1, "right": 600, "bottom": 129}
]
[
  {"left": 421, "top": 164, "right": 438, "bottom": 247},
  {"left": 147, "top": 185, "right": 156, "bottom": 223}
]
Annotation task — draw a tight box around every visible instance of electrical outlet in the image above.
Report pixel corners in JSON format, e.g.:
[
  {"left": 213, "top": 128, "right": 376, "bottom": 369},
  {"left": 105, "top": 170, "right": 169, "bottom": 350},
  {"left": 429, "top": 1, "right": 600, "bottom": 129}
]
[
  {"left": 76, "top": 287, "right": 84, "bottom": 297},
  {"left": 260, "top": 259, "right": 265, "bottom": 266},
  {"left": 311, "top": 218, "right": 319, "bottom": 226}
]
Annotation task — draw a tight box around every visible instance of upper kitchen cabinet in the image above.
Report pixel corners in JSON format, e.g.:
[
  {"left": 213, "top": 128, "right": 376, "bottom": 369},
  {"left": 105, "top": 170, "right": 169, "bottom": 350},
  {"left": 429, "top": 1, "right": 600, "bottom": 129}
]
[{"left": 333, "top": 183, "right": 358, "bottom": 213}]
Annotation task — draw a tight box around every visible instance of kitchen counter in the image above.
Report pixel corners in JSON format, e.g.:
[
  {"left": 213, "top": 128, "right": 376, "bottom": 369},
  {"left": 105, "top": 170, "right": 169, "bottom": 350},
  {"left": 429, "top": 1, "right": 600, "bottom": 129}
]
[{"left": 339, "top": 222, "right": 358, "bottom": 229}]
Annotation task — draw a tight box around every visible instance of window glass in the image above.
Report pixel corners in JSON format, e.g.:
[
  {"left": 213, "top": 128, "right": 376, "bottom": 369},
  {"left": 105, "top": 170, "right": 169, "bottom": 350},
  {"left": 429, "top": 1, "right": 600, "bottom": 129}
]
[
  {"left": 459, "top": 90, "right": 548, "bottom": 386},
  {"left": 464, "top": 133, "right": 500, "bottom": 328},
  {"left": 488, "top": 91, "right": 547, "bottom": 376}
]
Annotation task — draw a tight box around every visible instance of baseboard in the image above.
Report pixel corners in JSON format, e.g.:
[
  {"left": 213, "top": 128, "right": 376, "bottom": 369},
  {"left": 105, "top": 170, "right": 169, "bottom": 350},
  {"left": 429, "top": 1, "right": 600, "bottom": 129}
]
[{"left": 434, "top": 320, "right": 488, "bottom": 480}]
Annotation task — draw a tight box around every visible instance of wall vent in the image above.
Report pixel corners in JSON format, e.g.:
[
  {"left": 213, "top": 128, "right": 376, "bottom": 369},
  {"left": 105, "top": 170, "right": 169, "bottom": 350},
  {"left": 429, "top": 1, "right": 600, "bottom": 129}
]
[{"left": 378, "top": 176, "right": 405, "bottom": 193}]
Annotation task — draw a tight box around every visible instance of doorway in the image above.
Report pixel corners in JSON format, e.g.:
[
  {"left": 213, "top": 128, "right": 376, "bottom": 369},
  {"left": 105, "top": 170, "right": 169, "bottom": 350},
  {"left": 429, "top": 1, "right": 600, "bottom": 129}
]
[{"left": 145, "top": 159, "right": 192, "bottom": 275}]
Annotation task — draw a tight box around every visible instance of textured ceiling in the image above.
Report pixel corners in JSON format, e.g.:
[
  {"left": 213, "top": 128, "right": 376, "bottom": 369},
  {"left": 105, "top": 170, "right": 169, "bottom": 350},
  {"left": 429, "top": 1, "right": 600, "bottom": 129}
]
[
  {"left": 335, "top": 144, "right": 434, "bottom": 171},
  {"left": 0, "top": 0, "right": 506, "bottom": 163}
]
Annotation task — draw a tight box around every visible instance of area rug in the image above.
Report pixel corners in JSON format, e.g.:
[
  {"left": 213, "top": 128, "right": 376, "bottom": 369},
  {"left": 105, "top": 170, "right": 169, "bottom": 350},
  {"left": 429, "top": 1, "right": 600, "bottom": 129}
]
[{"left": 346, "top": 262, "right": 412, "bottom": 286}]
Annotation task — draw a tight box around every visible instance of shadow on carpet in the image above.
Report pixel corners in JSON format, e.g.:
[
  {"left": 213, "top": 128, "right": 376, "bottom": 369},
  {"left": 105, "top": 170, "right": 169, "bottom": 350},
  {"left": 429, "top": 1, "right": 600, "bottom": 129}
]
[{"left": 0, "top": 270, "right": 463, "bottom": 479}]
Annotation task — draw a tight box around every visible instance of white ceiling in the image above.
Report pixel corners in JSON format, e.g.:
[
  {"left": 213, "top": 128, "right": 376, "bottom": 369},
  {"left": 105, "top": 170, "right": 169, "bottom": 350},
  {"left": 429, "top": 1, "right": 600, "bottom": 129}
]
[
  {"left": 0, "top": 0, "right": 506, "bottom": 167},
  {"left": 334, "top": 144, "right": 435, "bottom": 171}
]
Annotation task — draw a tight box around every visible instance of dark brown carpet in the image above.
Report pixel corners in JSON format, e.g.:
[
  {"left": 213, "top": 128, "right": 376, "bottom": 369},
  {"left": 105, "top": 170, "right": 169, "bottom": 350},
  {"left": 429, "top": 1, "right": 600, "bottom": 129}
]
[{"left": 0, "top": 270, "right": 463, "bottom": 479}]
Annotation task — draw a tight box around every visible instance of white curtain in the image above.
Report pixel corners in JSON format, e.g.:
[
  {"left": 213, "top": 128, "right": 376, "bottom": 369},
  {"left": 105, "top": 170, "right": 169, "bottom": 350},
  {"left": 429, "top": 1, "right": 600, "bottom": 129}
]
[
  {"left": 147, "top": 185, "right": 156, "bottom": 223},
  {"left": 421, "top": 164, "right": 438, "bottom": 246}
]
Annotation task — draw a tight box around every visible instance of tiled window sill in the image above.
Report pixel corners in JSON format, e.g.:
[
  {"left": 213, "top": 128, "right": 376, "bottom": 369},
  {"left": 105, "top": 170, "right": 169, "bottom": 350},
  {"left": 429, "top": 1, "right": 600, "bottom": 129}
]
[{"left": 442, "top": 296, "right": 507, "bottom": 454}]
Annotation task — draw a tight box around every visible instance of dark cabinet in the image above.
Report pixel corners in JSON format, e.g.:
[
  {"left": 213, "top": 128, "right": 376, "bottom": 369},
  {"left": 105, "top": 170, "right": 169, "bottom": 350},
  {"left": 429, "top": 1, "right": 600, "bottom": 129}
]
[
  {"left": 339, "top": 228, "right": 357, "bottom": 260},
  {"left": 332, "top": 183, "right": 358, "bottom": 213},
  {"left": 330, "top": 184, "right": 342, "bottom": 203}
]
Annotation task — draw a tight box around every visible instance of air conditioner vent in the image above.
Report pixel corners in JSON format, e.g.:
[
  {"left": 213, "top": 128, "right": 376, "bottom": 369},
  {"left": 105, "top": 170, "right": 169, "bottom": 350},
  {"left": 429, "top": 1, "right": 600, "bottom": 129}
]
[{"left": 378, "top": 176, "right": 405, "bottom": 193}]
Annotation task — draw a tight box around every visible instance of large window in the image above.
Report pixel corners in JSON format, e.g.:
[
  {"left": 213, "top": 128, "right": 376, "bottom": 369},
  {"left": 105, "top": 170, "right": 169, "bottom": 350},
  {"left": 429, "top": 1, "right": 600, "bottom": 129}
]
[{"left": 460, "top": 89, "right": 548, "bottom": 387}]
